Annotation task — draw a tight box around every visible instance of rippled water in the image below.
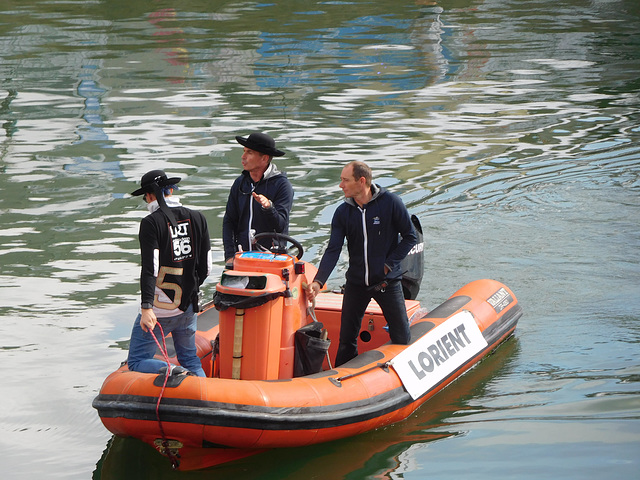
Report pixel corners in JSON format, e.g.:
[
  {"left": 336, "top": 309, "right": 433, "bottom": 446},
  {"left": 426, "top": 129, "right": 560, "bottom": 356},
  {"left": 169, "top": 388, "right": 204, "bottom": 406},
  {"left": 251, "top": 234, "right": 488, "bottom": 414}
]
[{"left": 1, "top": 1, "right": 639, "bottom": 479}]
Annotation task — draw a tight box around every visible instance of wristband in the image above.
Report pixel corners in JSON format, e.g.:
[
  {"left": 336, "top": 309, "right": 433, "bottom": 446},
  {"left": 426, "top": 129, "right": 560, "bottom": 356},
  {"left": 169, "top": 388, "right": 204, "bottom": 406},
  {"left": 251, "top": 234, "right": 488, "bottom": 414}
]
[{"left": 141, "top": 302, "right": 153, "bottom": 310}]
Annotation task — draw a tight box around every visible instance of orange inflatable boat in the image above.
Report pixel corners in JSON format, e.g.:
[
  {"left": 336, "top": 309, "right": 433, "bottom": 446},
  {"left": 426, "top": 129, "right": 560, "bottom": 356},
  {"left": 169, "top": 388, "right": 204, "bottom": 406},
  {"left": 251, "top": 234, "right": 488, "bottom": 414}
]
[{"left": 93, "top": 235, "right": 522, "bottom": 471}]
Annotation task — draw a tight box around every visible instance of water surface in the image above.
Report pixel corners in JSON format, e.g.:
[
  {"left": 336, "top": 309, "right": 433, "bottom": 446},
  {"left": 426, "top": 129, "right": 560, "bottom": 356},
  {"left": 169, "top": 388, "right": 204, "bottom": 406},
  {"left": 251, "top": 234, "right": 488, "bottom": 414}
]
[{"left": 0, "top": 1, "right": 638, "bottom": 479}]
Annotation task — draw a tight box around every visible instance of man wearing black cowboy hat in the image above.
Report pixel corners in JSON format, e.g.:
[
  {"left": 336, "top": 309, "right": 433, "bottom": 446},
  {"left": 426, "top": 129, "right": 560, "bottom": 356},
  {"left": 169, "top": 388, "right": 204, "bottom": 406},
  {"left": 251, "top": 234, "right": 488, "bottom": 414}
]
[
  {"left": 222, "top": 132, "right": 294, "bottom": 262},
  {"left": 127, "top": 170, "right": 212, "bottom": 376}
]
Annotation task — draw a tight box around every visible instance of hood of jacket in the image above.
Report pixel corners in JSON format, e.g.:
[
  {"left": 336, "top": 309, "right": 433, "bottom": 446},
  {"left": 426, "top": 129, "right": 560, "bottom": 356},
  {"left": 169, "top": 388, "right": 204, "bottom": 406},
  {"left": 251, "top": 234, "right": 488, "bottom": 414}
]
[
  {"left": 241, "top": 162, "right": 283, "bottom": 184},
  {"left": 344, "top": 183, "right": 384, "bottom": 208}
]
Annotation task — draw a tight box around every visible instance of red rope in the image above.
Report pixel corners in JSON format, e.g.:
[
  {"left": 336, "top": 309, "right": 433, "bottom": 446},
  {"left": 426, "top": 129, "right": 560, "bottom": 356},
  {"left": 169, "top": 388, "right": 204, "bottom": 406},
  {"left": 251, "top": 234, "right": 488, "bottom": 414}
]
[{"left": 150, "top": 322, "right": 180, "bottom": 469}]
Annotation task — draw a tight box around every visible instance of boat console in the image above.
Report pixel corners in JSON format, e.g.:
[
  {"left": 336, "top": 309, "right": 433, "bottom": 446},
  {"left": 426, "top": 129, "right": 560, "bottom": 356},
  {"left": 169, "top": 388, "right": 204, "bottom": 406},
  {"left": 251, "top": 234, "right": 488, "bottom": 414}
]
[{"left": 215, "top": 249, "right": 318, "bottom": 380}]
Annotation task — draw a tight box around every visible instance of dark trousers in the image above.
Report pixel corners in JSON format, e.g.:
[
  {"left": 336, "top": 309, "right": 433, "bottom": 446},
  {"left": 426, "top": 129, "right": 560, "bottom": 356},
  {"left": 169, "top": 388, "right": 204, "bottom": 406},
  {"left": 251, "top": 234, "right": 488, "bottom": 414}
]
[{"left": 335, "top": 280, "right": 411, "bottom": 367}]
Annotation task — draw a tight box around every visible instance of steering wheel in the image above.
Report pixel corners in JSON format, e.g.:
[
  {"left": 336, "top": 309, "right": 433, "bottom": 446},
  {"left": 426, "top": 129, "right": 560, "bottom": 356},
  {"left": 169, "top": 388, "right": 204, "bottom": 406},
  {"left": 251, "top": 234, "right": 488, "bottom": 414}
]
[{"left": 253, "top": 232, "right": 304, "bottom": 260}]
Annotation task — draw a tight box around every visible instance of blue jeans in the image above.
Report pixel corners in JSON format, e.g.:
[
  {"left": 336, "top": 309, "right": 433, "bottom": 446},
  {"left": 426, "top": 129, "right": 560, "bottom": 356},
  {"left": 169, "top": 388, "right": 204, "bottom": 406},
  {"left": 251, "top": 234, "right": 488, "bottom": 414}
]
[
  {"left": 335, "top": 280, "right": 411, "bottom": 367},
  {"left": 127, "top": 304, "right": 206, "bottom": 377}
]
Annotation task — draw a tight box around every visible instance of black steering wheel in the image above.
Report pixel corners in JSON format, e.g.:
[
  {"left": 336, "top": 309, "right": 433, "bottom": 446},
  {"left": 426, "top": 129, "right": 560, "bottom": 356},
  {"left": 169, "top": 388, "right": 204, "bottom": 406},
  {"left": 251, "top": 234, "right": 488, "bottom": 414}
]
[{"left": 253, "top": 232, "right": 304, "bottom": 260}]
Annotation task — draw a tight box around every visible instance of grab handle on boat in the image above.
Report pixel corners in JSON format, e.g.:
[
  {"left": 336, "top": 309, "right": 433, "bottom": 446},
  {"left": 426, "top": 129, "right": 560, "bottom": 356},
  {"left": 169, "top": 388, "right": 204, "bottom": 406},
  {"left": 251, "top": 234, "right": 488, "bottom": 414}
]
[{"left": 329, "top": 362, "right": 391, "bottom": 387}]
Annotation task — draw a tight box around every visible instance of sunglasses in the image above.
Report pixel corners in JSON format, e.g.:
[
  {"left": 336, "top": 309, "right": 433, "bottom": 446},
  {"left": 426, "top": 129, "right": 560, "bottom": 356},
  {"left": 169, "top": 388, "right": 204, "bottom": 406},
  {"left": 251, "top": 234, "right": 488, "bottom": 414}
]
[{"left": 240, "top": 181, "right": 256, "bottom": 196}]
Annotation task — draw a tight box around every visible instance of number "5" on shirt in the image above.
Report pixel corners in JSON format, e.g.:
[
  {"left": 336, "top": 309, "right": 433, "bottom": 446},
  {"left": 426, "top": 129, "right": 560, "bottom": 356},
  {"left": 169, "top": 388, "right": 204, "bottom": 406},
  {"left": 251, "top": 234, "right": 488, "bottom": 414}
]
[{"left": 155, "top": 266, "right": 183, "bottom": 309}]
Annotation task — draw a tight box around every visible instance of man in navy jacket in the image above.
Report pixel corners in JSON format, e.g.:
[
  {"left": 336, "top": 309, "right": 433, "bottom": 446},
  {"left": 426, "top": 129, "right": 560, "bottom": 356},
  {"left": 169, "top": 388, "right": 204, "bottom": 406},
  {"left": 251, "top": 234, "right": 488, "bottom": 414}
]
[
  {"left": 307, "top": 161, "right": 417, "bottom": 366},
  {"left": 222, "top": 132, "right": 294, "bottom": 262}
]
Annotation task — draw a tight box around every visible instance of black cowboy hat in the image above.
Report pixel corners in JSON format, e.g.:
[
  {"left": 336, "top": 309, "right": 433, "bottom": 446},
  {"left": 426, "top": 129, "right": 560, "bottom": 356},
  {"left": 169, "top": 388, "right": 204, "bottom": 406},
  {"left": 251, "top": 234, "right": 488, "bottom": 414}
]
[
  {"left": 131, "top": 169, "right": 181, "bottom": 196},
  {"left": 235, "top": 132, "right": 285, "bottom": 157}
]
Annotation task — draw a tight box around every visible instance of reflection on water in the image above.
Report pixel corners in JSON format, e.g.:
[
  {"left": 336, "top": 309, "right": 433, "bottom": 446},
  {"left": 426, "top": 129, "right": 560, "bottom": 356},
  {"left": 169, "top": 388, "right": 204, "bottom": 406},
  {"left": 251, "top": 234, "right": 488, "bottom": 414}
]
[{"left": 1, "top": 0, "right": 639, "bottom": 479}]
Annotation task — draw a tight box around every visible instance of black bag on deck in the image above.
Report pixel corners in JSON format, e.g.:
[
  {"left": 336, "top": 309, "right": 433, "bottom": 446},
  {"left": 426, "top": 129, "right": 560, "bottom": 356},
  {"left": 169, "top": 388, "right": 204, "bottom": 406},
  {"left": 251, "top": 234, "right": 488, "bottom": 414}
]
[
  {"left": 400, "top": 214, "right": 424, "bottom": 300},
  {"left": 293, "top": 322, "right": 331, "bottom": 377}
]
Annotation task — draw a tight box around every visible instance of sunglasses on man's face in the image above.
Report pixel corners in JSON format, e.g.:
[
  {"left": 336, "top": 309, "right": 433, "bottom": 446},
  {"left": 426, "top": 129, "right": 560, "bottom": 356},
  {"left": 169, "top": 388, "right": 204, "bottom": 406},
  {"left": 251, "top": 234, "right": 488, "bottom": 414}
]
[{"left": 240, "top": 181, "right": 256, "bottom": 196}]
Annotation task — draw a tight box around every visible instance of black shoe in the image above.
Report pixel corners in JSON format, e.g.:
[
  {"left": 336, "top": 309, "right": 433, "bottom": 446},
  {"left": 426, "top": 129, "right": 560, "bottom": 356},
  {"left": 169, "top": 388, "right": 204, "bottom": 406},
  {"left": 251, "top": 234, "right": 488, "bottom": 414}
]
[{"left": 158, "top": 365, "right": 188, "bottom": 376}]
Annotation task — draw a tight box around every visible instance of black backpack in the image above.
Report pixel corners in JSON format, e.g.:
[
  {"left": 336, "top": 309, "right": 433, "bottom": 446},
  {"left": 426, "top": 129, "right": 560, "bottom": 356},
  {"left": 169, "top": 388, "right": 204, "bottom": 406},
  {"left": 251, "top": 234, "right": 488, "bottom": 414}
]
[{"left": 400, "top": 215, "right": 424, "bottom": 300}]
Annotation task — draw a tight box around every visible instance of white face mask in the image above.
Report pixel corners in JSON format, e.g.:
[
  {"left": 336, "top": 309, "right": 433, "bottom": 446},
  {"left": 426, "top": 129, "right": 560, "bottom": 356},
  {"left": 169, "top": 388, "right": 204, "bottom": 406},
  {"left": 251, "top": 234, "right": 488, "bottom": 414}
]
[{"left": 146, "top": 199, "right": 159, "bottom": 214}]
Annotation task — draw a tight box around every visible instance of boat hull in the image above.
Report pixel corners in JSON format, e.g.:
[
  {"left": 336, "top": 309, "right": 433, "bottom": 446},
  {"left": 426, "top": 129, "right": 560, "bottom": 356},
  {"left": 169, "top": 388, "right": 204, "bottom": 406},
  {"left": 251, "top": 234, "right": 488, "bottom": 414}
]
[{"left": 93, "top": 278, "right": 522, "bottom": 469}]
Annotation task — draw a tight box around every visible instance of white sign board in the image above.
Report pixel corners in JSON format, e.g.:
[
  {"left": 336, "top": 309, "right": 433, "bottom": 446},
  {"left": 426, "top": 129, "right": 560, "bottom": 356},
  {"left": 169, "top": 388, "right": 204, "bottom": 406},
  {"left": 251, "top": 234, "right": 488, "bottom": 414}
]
[{"left": 390, "top": 310, "right": 488, "bottom": 400}]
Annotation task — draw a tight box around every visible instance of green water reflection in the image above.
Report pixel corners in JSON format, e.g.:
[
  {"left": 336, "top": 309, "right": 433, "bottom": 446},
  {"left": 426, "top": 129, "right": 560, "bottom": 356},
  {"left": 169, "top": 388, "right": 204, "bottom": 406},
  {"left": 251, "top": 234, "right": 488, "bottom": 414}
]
[{"left": 1, "top": 0, "right": 639, "bottom": 479}]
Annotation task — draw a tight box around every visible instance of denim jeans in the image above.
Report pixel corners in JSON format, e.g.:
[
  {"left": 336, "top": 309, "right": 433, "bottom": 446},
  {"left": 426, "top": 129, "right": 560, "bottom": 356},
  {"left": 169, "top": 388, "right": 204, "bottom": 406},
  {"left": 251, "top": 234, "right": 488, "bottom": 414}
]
[
  {"left": 127, "top": 304, "right": 206, "bottom": 377},
  {"left": 335, "top": 280, "right": 411, "bottom": 367}
]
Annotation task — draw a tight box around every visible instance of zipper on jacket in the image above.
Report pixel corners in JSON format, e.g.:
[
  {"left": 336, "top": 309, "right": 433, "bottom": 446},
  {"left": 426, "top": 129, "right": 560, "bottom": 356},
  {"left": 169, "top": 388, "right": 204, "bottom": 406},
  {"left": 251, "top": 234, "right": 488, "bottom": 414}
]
[
  {"left": 359, "top": 207, "right": 369, "bottom": 286},
  {"left": 247, "top": 188, "right": 254, "bottom": 250}
]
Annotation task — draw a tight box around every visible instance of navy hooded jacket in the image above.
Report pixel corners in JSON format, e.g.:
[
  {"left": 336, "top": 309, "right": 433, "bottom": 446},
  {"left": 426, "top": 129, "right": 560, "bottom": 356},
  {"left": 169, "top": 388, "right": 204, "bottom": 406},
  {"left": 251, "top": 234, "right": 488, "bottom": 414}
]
[
  {"left": 313, "top": 184, "right": 417, "bottom": 288},
  {"left": 222, "top": 163, "right": 293, "bottom": 259}
]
